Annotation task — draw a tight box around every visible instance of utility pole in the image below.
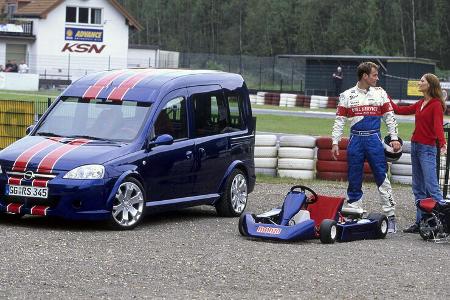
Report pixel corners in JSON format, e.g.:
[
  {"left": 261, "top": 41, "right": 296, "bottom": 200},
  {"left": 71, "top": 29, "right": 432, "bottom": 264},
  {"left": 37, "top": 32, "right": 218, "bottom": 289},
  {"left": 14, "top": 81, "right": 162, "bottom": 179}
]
[{"left": 412, "top": 0, "right": 416, "bottom": 57}]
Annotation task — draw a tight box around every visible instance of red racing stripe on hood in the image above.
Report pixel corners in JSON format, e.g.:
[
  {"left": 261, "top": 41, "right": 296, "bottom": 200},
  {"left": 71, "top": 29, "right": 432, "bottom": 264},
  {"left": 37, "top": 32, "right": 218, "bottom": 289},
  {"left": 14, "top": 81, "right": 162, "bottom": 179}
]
[
  {"left": 82, "top": 70, "right": 127, "bottom": 100},
  {"left": 37, "top": 139, "right": 91, "bottom": 174},
  {"left": 12, "top": 138, "right": 63, "bottom": 172}
]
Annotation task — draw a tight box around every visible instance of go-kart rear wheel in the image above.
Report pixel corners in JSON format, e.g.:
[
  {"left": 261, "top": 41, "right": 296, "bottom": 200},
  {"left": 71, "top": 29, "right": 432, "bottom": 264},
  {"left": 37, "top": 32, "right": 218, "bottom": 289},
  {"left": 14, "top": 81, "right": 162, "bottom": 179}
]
[
  {"left": 319, "top": 219, "right": 337, "bottom": 244},
  {"left": 367, "top": 213, "right": 388, "bottom": 239}
]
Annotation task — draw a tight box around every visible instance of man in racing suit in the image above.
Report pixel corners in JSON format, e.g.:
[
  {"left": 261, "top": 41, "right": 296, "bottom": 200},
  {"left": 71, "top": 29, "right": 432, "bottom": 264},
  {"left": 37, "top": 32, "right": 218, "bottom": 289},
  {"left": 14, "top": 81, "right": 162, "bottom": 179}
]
[{"left": 331, "top": 62, "right": 402, "bottom": 233}]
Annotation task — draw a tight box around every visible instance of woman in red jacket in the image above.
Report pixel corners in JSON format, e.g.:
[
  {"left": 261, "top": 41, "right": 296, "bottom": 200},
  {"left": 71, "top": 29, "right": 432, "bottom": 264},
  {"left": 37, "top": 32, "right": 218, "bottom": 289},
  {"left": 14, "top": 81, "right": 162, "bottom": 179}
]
[{"left": 390, "top": 73, "right": 447, "bottom": 233}]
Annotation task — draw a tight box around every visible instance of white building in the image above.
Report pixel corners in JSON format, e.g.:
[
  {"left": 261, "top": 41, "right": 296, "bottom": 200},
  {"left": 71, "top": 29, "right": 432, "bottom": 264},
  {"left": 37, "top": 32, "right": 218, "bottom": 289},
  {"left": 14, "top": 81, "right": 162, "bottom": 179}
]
[{"left": 0, "top": 0, "right": 179, "bottom": 86}]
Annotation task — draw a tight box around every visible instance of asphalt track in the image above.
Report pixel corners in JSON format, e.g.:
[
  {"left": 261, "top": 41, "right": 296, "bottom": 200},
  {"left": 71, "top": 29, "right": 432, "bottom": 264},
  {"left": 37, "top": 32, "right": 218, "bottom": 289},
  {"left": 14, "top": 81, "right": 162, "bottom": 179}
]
[{"left": 1, "top": 181, "right": 449, "bottom": 299}]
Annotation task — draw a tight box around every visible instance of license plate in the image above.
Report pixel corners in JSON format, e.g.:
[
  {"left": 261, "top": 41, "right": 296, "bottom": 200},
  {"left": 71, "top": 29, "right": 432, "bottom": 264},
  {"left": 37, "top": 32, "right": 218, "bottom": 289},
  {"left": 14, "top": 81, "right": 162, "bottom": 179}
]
[{"left": 5, "top": 185, "right": 48, "bottom": 199}]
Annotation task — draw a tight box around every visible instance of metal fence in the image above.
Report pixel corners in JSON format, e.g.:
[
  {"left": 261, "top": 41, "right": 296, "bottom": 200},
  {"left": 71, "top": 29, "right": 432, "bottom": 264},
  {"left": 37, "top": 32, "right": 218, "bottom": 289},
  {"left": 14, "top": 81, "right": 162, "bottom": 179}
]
[{"left": 0, "top": 99, "right": 49, "bottom": 149}]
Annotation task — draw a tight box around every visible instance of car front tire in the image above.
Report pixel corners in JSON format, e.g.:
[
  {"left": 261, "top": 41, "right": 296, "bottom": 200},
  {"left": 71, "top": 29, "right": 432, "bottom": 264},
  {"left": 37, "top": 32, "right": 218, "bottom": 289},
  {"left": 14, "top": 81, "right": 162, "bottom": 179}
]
[
  {"left": 108, "top": 177, "right": 146, "bottom": 230},
  {"left": 216, "top": 169, "right": 248, "bottom": 217}
]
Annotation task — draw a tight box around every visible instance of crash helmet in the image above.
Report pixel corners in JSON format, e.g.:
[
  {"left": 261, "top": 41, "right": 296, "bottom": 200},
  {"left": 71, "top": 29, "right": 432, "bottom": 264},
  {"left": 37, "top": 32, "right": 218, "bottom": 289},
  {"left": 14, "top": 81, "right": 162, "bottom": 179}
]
[{"left": 383, "top": 135, "right": 403, "bottom": 162}]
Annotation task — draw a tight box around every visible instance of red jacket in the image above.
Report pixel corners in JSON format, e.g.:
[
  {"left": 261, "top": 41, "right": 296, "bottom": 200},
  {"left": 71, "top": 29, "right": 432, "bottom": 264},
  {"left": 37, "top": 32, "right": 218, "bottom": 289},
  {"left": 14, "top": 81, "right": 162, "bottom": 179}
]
[{"left": 390, "top": 98, "right": 446, "bottom": 147}]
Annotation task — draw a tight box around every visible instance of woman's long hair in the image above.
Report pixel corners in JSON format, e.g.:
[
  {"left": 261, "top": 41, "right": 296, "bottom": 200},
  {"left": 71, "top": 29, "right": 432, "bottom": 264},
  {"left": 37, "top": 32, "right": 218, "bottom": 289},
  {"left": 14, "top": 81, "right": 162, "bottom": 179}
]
[{"left": 424, "top": 73, "right": 446, "bottom": 111}]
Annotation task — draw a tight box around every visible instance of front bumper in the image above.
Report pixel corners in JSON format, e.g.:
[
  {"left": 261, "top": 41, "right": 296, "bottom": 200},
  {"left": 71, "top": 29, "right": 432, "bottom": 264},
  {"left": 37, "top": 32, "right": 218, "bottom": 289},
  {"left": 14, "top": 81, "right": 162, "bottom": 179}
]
[{"left": 0, "top": 176, "right": 117, "bottom": 221}]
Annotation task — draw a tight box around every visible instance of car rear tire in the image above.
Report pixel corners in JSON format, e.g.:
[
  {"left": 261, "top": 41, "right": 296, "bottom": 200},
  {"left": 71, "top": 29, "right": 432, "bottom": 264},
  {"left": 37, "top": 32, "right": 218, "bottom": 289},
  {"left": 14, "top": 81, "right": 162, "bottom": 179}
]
[
  {"left": 216, "top": 169, "right": 248, "bottom": 217},
  {"left": 319, "top": 219, "right": 337, "bottom": 244},
  {"left": 367, "top": 213, "right": 388, "bottom": 239},
  {"left": 108, "top": 177, "right": 146, "bottom": 230}
]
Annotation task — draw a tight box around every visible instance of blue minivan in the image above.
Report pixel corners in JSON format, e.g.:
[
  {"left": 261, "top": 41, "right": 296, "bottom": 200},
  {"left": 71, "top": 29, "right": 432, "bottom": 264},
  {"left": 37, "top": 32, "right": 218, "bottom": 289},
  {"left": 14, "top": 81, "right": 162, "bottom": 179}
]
[{"left": 0, "top": 69, "right": 255, "bottom": 229}]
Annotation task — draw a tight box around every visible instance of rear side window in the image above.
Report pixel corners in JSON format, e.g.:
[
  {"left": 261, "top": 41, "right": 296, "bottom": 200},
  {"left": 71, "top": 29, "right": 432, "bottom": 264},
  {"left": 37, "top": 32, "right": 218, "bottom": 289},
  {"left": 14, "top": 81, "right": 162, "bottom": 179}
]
[
  {"left": 227, "top": 93, "right": 246, "bottom": 130},
  {"left": 192, "top": 92, "right": 228, "bottom": 137},
  {"left": 154, "top": 97, "right": 187, "bottom": 140}
]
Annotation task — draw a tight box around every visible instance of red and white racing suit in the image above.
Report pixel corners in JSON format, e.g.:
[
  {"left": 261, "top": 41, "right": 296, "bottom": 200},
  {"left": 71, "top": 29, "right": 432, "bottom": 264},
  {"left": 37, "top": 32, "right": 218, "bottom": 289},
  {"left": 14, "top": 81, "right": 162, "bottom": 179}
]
[{"left": 332, "top": 85, "right": 398, "bottom": 217}]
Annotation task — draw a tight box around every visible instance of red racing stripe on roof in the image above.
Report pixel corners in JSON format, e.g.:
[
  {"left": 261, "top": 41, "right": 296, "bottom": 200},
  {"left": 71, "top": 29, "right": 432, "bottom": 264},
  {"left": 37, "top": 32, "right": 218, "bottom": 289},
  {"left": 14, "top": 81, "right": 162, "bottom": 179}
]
[
  {"left": 82, "top": 70, "right": 127, "bottom": 100},
  {"left": 107, "top": 69, "right": 157, "bottom": 101},
  {"left": 12, "top": 138, "right": 63, "bottom": 172},
  {"left": 37, "top": 139, "right": 91, "bottom": 174}
]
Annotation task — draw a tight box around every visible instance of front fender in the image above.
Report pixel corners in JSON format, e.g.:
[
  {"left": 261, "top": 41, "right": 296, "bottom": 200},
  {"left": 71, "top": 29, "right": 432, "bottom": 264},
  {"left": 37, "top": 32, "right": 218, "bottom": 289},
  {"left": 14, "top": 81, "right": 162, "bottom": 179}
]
[{"left": 105, "top": 170, "right": 143, "bottom": 209}]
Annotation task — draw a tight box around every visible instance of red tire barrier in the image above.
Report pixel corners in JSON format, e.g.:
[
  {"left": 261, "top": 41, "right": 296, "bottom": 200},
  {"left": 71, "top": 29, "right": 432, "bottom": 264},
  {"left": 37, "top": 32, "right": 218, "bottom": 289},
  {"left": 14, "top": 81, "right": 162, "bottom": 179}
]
[
  {"left": 326, "top": 96, "right": 338, "bottom": 109},
  {"left": 316, "top": 171, "right": 347, "bottom": 181},
  {"left": 264, "top": 92, "right": 280, "bottom": 106},
  {"left": 316, "top": 137, "right": 349, "bottom": 149},
  {"left": 296, "top": 95, "right": 305, "bottom": 107},
  {"left": 316, "top": 171, "right": 375, "bottom": 182},
  {"left": 316, "top": 160, "right": 372, "bottom": 173},
  {"left": 317, "top": 149, "right": 348, "bottom": 161}
]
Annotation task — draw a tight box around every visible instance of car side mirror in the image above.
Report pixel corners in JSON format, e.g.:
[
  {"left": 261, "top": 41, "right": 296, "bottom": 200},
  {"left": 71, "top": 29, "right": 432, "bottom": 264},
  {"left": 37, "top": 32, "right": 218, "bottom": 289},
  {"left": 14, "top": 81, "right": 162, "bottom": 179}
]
[
  {"left": 147, "top": 134, "right": 174, "bottom": 150},
  {"left": 26, "top": 125, "right": 35, "bottom": 135}
]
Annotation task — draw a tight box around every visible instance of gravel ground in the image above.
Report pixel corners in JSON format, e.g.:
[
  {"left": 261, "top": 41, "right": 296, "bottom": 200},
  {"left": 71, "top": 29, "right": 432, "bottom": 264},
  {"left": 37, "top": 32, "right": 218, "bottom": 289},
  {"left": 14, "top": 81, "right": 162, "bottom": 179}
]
[{"left": 0, "top": 180, "right": 449, "bottom": 299}]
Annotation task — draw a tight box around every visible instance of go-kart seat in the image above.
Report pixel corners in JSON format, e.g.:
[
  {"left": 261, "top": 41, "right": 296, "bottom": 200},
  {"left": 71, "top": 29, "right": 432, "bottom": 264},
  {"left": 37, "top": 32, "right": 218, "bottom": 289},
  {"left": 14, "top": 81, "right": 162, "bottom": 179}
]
[{"left": 306, "top": 195, "right": 344, "bottom": 227}]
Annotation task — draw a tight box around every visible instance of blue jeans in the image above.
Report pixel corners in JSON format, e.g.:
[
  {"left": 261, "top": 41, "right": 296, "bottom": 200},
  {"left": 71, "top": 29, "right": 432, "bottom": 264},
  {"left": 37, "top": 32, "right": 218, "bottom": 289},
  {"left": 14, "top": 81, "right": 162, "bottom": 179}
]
[{"left": 411, "top": 142, "right": 444, "bottom": 223}]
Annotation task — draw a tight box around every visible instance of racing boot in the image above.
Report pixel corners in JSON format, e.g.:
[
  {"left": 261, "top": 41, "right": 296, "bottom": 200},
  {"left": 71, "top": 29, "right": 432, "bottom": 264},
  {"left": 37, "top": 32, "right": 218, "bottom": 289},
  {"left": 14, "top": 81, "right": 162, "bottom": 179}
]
[
  {"left": 387, "top": 215, "right": 397, "bottom": 233},
  {"left": 342, "top": 200, "right": 366, "bottom": 215}
]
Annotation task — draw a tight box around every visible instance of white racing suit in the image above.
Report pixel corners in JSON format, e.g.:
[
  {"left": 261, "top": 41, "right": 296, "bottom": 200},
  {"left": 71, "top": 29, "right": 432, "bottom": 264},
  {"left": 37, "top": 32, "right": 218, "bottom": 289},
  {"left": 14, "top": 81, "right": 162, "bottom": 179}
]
[{"left": 332, "top": 85, "right": 398, "bottom": 217}]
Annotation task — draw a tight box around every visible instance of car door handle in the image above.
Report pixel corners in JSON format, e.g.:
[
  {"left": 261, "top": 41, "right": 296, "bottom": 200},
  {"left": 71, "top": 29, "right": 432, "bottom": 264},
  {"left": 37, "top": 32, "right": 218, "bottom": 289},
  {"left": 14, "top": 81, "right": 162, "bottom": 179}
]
[
  {"left": 198, "top": 148, "right": 206, "bottom": 158},
  {"left": 186, "top": 150, "right": 193, "bottom": 159}
]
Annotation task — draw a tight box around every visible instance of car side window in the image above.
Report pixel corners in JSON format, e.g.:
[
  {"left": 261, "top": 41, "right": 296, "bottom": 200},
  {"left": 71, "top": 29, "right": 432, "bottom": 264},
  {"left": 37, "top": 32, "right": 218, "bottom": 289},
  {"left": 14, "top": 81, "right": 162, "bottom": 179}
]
[
  {"left": 154, "top": 97, "right": 187, "bottom": 140},
  {"left": 227, "top": 93, "right": 246, "bottom": 131},
  {"left": 193, "top": 92, "right": 228, "bottom": 137}
]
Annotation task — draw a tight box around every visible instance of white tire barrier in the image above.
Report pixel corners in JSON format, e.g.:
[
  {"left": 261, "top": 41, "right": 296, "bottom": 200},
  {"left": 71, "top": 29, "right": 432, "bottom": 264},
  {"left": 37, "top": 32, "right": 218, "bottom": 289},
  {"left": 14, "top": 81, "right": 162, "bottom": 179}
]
[
  {"left": 277, "top": 158, "right": 315, "bottom": 170},
  {"left": 256, "top": 92, "right": 266, "bottom": 105},
  {"left": 254, "top": 157, "right": 277, "bottom": 168},
  {"left": 394, "top": 153, "right": 411, "bottom": 165},
  {"left": 280, "top": 93, "right": 297, "bottom": 107},
  {"left": 390, "top": 164, "right": 412, "bottom": 176},
  {"left": 255, "top": 167, "right": 277, "bottom": 176},
  {"left": 254, "top": 146, "right": 278, "bottom": 158},
  {"left": 402, "top": 141, "right": 412, "bottom": 153},
  {"left": 278, "top": 169, "right": 314, "bottom": 180},
  {"left": 278, "top": 147, "right": 314, "bottom": 159},
  {"left": 249, "top": 94, "right": 257, "bottom": 104},
  {"left": 255, "top": 134, "right": 277, "bottom": 146},
  {"left": 391, "top": 175, "right": 413, "bottom": 185},
  {"left": 279, "top": 135, "right": 316, "bottom": 148}
]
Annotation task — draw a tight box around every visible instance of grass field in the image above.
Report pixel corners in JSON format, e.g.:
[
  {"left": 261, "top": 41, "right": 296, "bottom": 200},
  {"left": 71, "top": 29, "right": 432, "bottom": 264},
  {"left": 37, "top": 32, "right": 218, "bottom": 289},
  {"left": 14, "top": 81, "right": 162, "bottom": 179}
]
[{"left": 0, "top": 89, "right": 59, "bottom": 102}]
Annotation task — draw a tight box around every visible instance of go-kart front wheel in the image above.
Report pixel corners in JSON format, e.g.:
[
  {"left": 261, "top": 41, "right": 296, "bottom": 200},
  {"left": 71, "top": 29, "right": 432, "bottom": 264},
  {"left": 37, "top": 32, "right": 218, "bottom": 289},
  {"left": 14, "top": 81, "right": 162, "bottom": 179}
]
[
  {"left": 367, "top": 213, "right": 388, "bottom": 239},
  {"left": 238, "top": 213, "right": 249, "bottom": 236},
  {"left": 319, "top": 219, "right": 337, "bottom": 244}
]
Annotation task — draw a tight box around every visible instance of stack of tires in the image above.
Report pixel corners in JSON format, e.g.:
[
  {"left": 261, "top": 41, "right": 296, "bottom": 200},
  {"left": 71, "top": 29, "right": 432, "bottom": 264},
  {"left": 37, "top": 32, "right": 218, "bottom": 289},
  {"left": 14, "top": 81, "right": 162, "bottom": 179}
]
[
  {"left": 277, "top": 135, "right": 316, "bottom": 179},
  {"left": 302, "top": 95, "right": 311, "bottom": 108},
  {"left": 390, "top": 141, "right": 412, "bottom": 185},
  {"left": 315, "top": 137, "right": 374, "bottom": 181},
  {"left": 249, "top": 94, "right": 257, "bottom": 105},
  {"left": 254, "top": 134, "right": 278, "bottom": 176},
  {"left": 327, "top": 96, "right": 339, "bottom": 109},
  {"left": 280, "top": 93, "right": 297, "bottom": 107},
  {"left": 264, "top": 92, "right": 280, "bottom": 106},
  {"left": 256, "top": 92, "right": 266, "bottom": 105},
  {"left": 310, "top": 95, "right": 328, "bottom": 109}
]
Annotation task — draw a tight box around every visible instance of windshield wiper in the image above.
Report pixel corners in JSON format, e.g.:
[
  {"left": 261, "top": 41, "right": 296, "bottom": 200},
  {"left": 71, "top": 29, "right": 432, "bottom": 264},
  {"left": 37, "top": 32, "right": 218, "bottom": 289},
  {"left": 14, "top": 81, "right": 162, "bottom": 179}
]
[
  {"left": 35, "top": 132, "right": 62, "bottom": 137},
  {"left": 65, "top": 135, "right": 111, "bottom": 141}
]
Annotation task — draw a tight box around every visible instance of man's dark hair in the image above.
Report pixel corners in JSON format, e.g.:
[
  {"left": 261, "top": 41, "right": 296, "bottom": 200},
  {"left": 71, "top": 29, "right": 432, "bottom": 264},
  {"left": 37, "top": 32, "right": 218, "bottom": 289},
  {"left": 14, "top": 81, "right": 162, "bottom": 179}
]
[{"left": 357, "top": 62, "right": 378, "bottom": 80}]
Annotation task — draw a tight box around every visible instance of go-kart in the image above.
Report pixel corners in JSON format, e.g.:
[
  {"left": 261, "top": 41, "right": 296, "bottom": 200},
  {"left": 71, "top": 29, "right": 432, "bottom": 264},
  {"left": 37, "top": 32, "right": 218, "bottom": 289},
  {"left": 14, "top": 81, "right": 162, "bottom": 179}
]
[
  {"left": 238, "top": 185, "right": 388, "bottom": 243},
  {"left": 418, "top": 198, "right": 450, "bottom": 243}
]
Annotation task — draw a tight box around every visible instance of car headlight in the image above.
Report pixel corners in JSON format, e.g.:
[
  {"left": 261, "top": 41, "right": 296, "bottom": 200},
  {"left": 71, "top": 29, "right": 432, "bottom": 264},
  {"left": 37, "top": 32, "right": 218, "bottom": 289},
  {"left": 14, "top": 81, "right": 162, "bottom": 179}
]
[{"left": 63, "top": 165, "right": 105, "bottom": 179}]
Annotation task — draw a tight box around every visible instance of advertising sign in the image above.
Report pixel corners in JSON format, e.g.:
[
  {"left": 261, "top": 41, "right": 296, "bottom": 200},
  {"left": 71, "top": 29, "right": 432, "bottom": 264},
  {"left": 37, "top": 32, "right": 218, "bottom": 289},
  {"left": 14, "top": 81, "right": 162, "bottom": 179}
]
[
  {"left": 407, "top": 80, "right": 421, "bottom": 96},
  {"left": 65, "top": 27, "right": 103, "bottom": 42}
]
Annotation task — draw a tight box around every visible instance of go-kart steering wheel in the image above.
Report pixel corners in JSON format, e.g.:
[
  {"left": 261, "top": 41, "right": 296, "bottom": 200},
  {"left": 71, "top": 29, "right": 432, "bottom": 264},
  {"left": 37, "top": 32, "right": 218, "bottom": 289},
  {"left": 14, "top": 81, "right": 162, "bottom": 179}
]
[{"left": 290, "top": 185, "right": 318, "bottom": 204}]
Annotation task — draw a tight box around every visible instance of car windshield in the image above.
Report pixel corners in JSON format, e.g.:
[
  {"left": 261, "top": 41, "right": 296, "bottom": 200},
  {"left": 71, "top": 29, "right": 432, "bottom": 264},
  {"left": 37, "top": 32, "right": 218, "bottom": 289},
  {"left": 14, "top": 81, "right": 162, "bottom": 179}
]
[{"left": 34, "top": 97, "right": 152, "bottom": 142}]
